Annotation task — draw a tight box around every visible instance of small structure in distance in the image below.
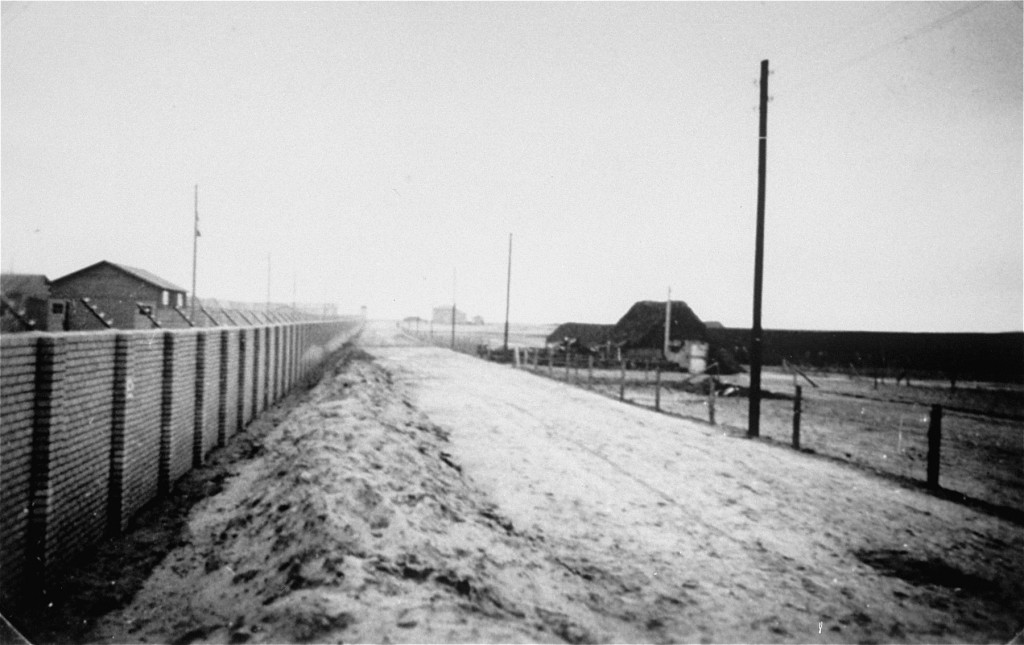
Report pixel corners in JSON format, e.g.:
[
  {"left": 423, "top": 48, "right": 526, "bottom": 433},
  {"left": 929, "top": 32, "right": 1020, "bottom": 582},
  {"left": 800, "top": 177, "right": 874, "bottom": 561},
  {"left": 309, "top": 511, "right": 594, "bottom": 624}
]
[
  {"left": 612, "top": 300, "right": 710, "bottom": 373},
  {"left": 0, "top": 273, "right": 67, "bottom": 332},
  {"left": 545, "top": 322, "right": 616, "bottom": 361}
]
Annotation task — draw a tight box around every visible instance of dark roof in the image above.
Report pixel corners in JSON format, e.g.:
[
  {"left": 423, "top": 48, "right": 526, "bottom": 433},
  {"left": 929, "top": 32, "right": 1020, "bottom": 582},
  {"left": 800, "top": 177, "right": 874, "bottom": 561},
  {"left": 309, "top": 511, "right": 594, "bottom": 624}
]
[
  {"left": 612, "top": 300, "right": 708, "bottom": 349},
  {"left": 0, "top": 274, "right": 51, "bottom": 300},
  {"left": 52, "top": 261, "right": 187, "bottom": 293},
  {"left": 546, "top": 323, "right": 616, "bottom": 346}
]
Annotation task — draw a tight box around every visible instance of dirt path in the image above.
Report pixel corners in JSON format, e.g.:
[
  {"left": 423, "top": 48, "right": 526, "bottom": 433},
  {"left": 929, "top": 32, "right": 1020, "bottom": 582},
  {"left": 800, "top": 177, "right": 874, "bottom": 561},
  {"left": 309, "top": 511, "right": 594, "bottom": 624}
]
[
  {"left": 367, "top": 323, "right": 1024, "bottom": 643},
  {"left": 72, "top": 322, "right": 1022, "bottom": 643}
]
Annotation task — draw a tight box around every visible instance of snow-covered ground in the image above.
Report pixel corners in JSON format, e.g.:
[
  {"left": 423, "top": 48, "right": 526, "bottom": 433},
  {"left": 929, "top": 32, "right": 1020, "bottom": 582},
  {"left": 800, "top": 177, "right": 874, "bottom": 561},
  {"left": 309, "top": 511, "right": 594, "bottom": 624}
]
[{"left": 78, "top": 321, "right": 1023, "bottom": 643}]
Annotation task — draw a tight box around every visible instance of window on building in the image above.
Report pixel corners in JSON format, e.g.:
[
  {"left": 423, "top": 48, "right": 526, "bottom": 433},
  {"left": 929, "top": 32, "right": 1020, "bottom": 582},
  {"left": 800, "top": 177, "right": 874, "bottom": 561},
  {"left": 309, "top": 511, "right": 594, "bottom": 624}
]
[
  {"left": 177, "top": 293, "right": 184, "bottom": 308},
  {"left": 161, "top": 290, "right": 169, "bottom": 306},
  {"left": 51, "top": 302, "right": 64, "bottom": 315}
]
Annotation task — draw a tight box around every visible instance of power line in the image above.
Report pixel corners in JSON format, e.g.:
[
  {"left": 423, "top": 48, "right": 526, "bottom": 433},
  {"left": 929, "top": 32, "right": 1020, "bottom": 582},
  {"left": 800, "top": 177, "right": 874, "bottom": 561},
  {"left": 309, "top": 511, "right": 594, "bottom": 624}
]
[
  {"left": 782, "top": 2, "right": 989, "bottom": 98},
  {"left": 831, "top": 2, "right": 985, "bottom": 75}
]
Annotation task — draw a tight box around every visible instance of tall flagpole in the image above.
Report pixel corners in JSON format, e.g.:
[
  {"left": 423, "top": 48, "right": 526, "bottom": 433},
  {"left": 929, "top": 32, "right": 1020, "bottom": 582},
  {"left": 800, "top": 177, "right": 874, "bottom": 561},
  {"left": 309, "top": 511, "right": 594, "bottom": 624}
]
[{"left": 191, "top": 184, "right": 198, "bottom": 320}]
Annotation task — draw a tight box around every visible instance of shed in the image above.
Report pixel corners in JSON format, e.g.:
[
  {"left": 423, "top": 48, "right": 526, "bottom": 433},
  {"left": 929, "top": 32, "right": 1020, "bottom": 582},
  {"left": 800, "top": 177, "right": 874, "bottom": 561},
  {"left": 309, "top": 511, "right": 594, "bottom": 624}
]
[
  {"left": 612, "top": 300, "right": 710, "bottom": 372},
  {"left": 1, "top": 273, "right": 66, "bottom": 331},
  {"left": 545, "top": 322, "right": 616, "bottom": 354},
  {"left": 50, "top": 260, "right": 190, "bottom": 330}
]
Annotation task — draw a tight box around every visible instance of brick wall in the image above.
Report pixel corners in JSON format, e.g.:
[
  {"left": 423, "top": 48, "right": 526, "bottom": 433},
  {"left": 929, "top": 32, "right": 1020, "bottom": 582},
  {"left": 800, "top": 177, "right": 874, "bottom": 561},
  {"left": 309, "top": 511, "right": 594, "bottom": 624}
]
[
  {"left": 46, "top": 335, "right": 117, "bottom": 583},
  {"left": 162, "top": 332, "right": 196, "bottom": 491},
  {"left": 239, "top": 329, "right": 254, "bottom": 428},
  {"left": 0, "top": 336, "right": 37, "bottom": 607},
  {"left": 253, "top": 328, "right": 266, "bottom": 417},
  {"left": 116, "top": 333, "right": 164, "bottom": 532},
  {"left": 0, "top": 318, "right": 361, "bottom": 611},
  {"left": 220, "top": 330, "right": 240, "bottom": 445}
]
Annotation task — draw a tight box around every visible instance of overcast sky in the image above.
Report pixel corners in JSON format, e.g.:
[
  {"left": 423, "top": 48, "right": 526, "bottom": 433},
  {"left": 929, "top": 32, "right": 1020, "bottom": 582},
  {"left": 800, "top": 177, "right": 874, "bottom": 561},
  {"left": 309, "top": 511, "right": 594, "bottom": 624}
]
[{"left": 2, "top": 1, "right": 1021, "bottom": 331}]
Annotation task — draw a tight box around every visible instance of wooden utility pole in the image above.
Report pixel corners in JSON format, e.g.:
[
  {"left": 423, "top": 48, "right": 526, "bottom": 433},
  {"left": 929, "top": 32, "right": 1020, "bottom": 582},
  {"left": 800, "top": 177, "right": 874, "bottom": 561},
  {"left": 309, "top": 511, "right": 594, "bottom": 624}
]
[
  {"left": 748, "top": 59, "right": 769, "bottom": 439},
  {"left": 504, "top": 233, "right": 512, "bottom": 351},
  {"left": 451, "top": 267, "right": 456, "bottom": 350},
  {"left": 191, "top": 185, "right": 199, "bottom": 320}
]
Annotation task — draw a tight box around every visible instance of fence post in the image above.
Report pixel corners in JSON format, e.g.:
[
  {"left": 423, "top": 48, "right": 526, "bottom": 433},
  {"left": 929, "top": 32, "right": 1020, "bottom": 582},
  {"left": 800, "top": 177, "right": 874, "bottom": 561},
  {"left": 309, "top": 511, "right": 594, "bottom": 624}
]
[
  {"left": 655, "top": 362, "right": 661, "bottom": 411},
  {"left": 927, "top": 404, "right": 942, "bottom": 489},
  {"left": 588, "top": 355, "right": 594, "bottom": 388},
  {"left": 514, "top": 346, "right": 520, "bottom": 368},
  {"left": 619, "top": 359, "right": 626, "bottom": 401},
  {"left": 708, "top": 377, "right": 716, "bottom": 425},
  {"left": 548, "top": 346, "right": 553, "bottom": 375},
  {"left": 565, "top": 351, "right": 571, "bottom": 382},
  {"left": 792, "top": 384, "right": 802, "bottom": 449}
]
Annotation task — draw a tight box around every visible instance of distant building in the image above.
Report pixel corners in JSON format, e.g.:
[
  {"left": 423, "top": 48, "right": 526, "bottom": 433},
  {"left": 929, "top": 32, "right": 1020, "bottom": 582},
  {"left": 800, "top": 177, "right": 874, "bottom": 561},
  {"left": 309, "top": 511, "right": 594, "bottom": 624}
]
[
  {"left": 432, "top": 306, "right": 467, "bottom": 325},
  {"left": 1, "top": 273, "right": 68, "bottom": 332},
  {"left": 612, "top": 300, "right": 710, "bottom": 373},
  {"left": 472, "top": 315, "right": 485, "bottom": 325},
  {"left": 545, "top": 322, "right": 616, "bottom": 357},
  {"left": 50, "top": 260, "right": 190, "bottom": 330}
]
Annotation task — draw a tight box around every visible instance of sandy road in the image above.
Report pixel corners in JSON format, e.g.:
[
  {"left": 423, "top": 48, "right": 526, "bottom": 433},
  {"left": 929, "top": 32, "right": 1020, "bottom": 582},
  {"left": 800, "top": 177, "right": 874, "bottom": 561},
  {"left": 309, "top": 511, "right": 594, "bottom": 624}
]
[{"left": 365, "top": 322, "right": 1023, "bottom": 643}]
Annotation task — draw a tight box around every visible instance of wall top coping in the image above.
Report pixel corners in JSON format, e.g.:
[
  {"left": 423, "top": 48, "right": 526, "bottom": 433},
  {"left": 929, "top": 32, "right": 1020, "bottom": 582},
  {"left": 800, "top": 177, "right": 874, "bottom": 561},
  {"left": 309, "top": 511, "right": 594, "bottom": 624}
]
[{"left": 0, "top": 319, "right": 354, "bottom": 346}]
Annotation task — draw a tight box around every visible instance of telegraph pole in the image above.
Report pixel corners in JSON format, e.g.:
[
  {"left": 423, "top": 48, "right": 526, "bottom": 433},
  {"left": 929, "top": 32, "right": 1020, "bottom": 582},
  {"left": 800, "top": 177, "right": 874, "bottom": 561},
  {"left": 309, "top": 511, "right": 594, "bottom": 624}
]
[
  {"left": 191, "top": 184, "right": 198, "bottom": 320},
  {"left": 748, "top": 59, "right": 769, "bottom": 439},
  {"left": 451, "top": 267, "right": 457, "bottom": 350},
  {"left": 503, "top": 233, "right": 513, "bottom": 351}
]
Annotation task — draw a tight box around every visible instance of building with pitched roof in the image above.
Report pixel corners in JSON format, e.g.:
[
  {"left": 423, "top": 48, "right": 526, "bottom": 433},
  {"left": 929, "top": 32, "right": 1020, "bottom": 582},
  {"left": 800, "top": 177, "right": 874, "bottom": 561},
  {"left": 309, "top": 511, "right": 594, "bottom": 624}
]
[
  {"left": 612, "top": 300, "right": 710, "bottom": 372},
  {"left": 0, "top": 273, "right": 68, "bottom": 332},
  {"left": 50, "top": 260, "right": 190, "bottom": 330}
]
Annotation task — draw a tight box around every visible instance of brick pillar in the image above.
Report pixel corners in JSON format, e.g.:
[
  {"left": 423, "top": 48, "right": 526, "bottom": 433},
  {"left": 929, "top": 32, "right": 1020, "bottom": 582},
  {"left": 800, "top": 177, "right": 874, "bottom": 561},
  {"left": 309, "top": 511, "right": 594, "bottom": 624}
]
[
  {"left": 159, "top": 332, "right": 175, "bottom": 496},
  {"left": 252, "top": 328, "right": 262, "bottom": 415},
  {"left": 218, "top": 330, "right": 229, "bottom": 446},
  {"left": 192, "top": 333, "right": 206, "bottom": 467},
  {"left": 266, "top": 327, "right": 274, "bottom": 409},
  {"left": 298, "top": 325, "right": 306, "bottom": 379},
  {"left": 275, "top": 326, "right": 283, "bottom": 401},
  {"left": 107, "top": 334, "right": 131, "bottom": 536},
  {"left": 237, "top": 330, "right": 247, "bottom": 432},
  {"left": 267, "top": 326, "right": 275, "bottom": 404},
  {"left": 293, "top": 325, "right": 299, "bottom": 381},
  {"left": 286, "top": 325, "right": 294, "bottom": 393},
  {"left": 26, "top": 336, "right": 66, "bottom": 599}
]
